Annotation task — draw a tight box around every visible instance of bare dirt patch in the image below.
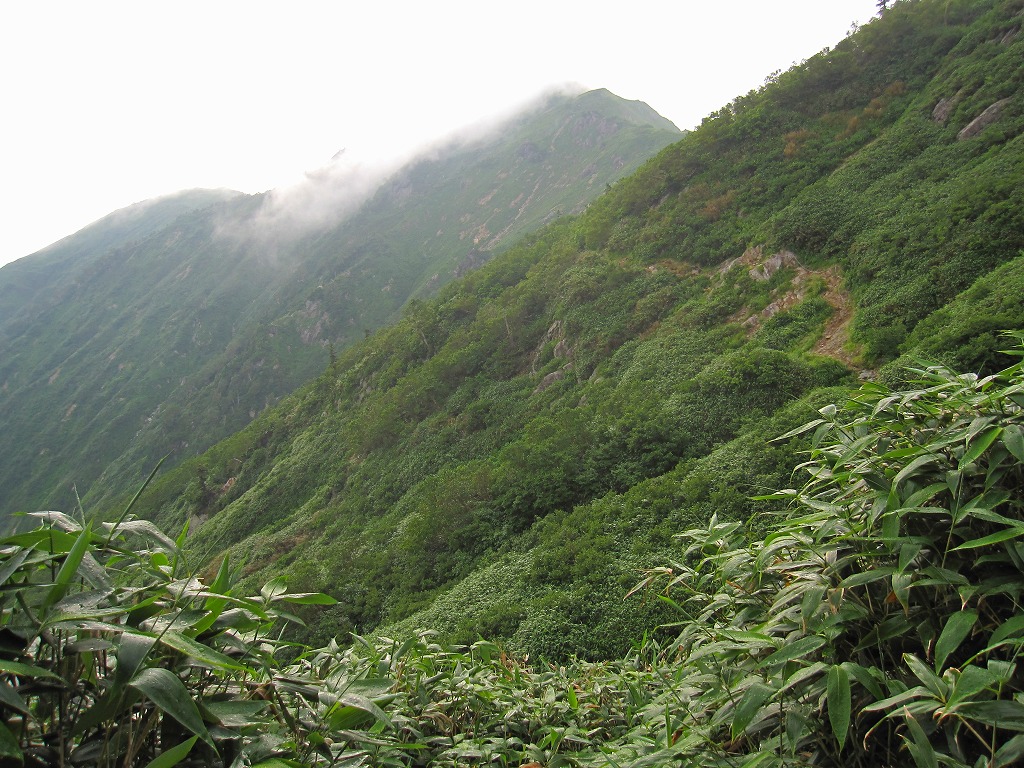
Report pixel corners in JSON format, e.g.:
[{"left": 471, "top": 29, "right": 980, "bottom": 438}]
[
  {"left": 813, "top": 265, "right": 859, "bottom": 368},
  {"left": 721, "top": 247, "right": 862, "bottom": 369}
]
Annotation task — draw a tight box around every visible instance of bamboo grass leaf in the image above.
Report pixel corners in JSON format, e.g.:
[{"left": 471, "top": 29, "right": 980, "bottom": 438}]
[
  {"left": 129, "top": 667, "right": 213, "bottom": 746},
  {"left": 0, "top": 660, "right": 60, "bottom": 679},
  {"left": 158, "top": 630, "right": 245, "bottom": 671},
  {"left": 42, "top": 523, "right": 92, "bottom": 609},
  {"left": 114, "top": 633, "right": 157, "bottom": 689},
  {"left": 0, "top": 723, "right": 22, "bottom": 764},
  {"left": 827, "top": 664, "right": 851, "bottom": 750},
  {"left": 991, "top": 615, "right": 1024, "bottom": 647},
  {"left": 0, "top": 548, "right": 30, "bottom": 588},
  {"left": 731, "top": 682, "right": 773, "bottom": 740},
  {"left": 961, "top": 426, "right": 1003, "bottom": 468},
  {"left": 273, "top": 592, "right": 338, "bottom": 605},
  {"left": 105, "top": 455, "right": 166, "bottom": 545},
  {"left": 141, "top": 735, "right": 198, "bottom": 768},
  {"left": 903, "top": 713, "right": 938, "bottom": 768},
  {"left": 1002, "top": 425, "right": 1024, "bottom": 463},
  {"left": 952, "top": 526, "right": 1024, "bottom": 551},
  {"left": 994, "top": 734, "right": 1024, "bottom": 767},
  {"left": 934, "top": 611, "right": 978, "bottom": 672},
  {"left": 758, "top": 635, "right": 825, "bottom": 670}
]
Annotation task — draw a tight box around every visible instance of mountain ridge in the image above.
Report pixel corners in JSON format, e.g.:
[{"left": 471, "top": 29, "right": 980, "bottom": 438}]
[
  {"left": 0, "top": 89, "right": 680, "bottom": 515},
  {"left": 121, "top": 0, "right": 1024, "bottom": 660}
]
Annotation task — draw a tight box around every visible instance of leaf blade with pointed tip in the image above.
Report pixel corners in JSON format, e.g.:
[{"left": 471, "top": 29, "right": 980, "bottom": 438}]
[
  {"left": 129, "top": 667, "right": 212, "bottom": 746},
  {"left": 141, "top": 735, "right": 199, "bottom": 768},
  {"left": 935, "top": 610, "right": 978, "bottom": 672},
  {"left": 827, "top": 665, "right": 851, "bottom": 751}
]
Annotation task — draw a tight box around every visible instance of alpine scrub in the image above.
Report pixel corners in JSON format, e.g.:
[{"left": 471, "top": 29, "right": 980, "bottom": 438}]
[
  {"left": 4, "top": 345, "right": 1022, "bottom": 766},
  {"left": 0, "top": 505, "right": 393, "bottom": 767},
  {"left": 632, "top": 339, "right": 1024, "bottom": 766}
]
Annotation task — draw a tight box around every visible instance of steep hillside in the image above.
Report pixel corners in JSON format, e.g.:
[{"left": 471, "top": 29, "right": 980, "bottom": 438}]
[
  {"left": 0, "top": 188, "right": 241, "bottom": 321},
  {"left": 0, "top": 89, "right": 679, "bottom": 516},
  {"left": 127, "top": 0, "right": 1024, "bottom": 662}
]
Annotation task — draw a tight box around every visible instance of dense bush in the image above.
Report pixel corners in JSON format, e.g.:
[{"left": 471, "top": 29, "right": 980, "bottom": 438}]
[
  {"left": 5, "top": 343, "right": 1023, "bottom": 766},
  {"left": 0, "top": 498, "right": 394, "bottom": 767},
  {"left": 631, "top": 338, "right": 1024, "bottom": 766}
]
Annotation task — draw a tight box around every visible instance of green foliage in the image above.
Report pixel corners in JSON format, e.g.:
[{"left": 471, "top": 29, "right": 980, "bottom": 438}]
[
  {"left": 0, "top": 91, "right": 679, "bottom": 518},
  {"left": 893, "top": 253, "right": 1024, "bottom": 376},
  {"left": 0, "top": 506, "right": 414, "bottom": 766},
  {"left": 7, "top": 343, "right": 1024, "bottom": 767},
  {"left": 755, "top": 295, "right": 833, "bottom": 351},
  {"left": 631, "top": 340, "right": 1024, "bottom": 765},
  {"left": 5, "top": 0, "right": 1017, "bottom": 668}
]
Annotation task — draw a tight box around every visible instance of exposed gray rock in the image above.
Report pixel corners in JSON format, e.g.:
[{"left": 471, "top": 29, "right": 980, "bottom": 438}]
[
  {"left": 932, "top": 98, "right": 954, "bottom": 124},
  {"left": 958, "top": 98, "right": 1012, "bottom": 140},
  {"left": 534, "top": 368, "right": 565, "bottom": 393},
  {"left": 749, "top": 250, "right": 798, "bottom": 282}
]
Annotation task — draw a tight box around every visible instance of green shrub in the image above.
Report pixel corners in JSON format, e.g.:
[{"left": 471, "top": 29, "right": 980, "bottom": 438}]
[
  {"left": 633, "top": 337, "right": 1024, "bottom": 766},
  {"left": 0, "top": 502, "right": 395, "bottom": 766}
]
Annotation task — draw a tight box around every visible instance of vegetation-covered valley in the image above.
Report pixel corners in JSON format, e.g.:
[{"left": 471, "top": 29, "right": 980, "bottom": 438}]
[{"left": 3, "top": 0, "right": 1024, "bottom": 764}]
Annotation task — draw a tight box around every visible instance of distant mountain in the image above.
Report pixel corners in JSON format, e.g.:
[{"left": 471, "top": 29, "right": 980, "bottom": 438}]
[
  {"left": 0, "top": 89, "right": 680, "bottom": 515},
  {"left": 0, "top": 189, "right": 242, "bottom": 321},
  {"left": 125, "top": 0, "right": 1024, "bottom": 662}
]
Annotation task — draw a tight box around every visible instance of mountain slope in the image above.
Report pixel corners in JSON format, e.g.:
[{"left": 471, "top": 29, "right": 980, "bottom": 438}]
[
  {"left": 0, "top": 189, "right": 241, "bottom": 322},
  {"left": 0, "top": 89, "right": 680, "bottom": 516},
  {"left": 127, "top": 0, "right": 1024, "bottom": 659}
]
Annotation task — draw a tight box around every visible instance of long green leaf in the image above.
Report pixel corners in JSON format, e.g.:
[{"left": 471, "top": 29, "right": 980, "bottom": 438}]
[
  {"left": 905, "top": 653, "right": 947, "bottom": 699},
  {"left": 994, "top": 734, "right": 1024, "bottom": 767},
  {"left": 961, "top": 425, "right": 1002, "bottom": 467},
  {"left": 130, "top": 667, "right": 212, "bottom": 745},
  {"left": 0, "top": 681, "right": 28, "bottom": 714},
  {"left": 261, "top": 575, "right": 288, "bottom": 601},
  {"left": 0, "top": 722, "right": 22, "bottom": 765},
  {"left": 0, "top": 660, "right": 60, "bottom": 680},
  {"left": 274, "top": 592, "right": 338, "bottom": 605},
  {"left": 758, "top": 635, "right": 826, "bottom": 670},
  {"left": 935, "top": 610, "right": 978, "bottom": 671},
  {"left": 114, "top": 633, "right": 157, "bottom": 689},
  {"left": 731, "top": 682, "right": 772, "bottom": 740},
  {"left": 27, "top": 511, "right": 82, "bottom": 532},
  {"left": 893, "top": 454, "right": 938, "bottom": 490},
  {"left": 903, "top": 712, "right": 938, "bottom": 768},
  {"left": 202, "top": 700, "right": 269, "bottom": 727},
  {"left": 326, "top": 692, "right": 394, "bottom": 731},
  {"left": 827, "top": 665, "right": 851, "bottom": 751},
  {"left": 105, "top": 455, "right": 166, "bottom": 545},
  {"left": 158, "top": 630, "right": 244, "bottom": 671},
  {"left": 954, "top": 700, "right": 1024, "bottom": 730},
  {"left": 0, "top": 548, "right": 30, "bottom": 588},
  {"left": 111, "top": 519, "right": 178, "bottom": 553},
  {"left": 1002, "top": 424, "right": 1024, "bottom": 463},
  {"left": 991, "top": 615, "right": 1024, "bottom": 647},
  {"left": 841, "top": 661, "right": 885, "bottom": 700},
  {"left": 43, "top": 523, "right": 92, "bottom": 609},
  {"left": 142, "top": 735, "right": 198, "bottom": 768},
  {"left": 952, "top": 526, "right": 1024, "bottom": 551}
]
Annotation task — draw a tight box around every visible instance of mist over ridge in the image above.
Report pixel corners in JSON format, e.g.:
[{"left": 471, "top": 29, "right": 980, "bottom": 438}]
[{"left": 0, "top": 87, "right": 682, "bottom": 515}]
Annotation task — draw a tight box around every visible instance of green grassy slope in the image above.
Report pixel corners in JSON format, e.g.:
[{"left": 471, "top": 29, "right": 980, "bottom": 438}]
[
  {"left": 125, "top": 0, "right": 1024, "bottom": 662},
  {"left": 0, "top": 90, "right": 679, "bottom": 517},
  {"left": 0, "top": 189, "right": 241, "bottom": 322}
]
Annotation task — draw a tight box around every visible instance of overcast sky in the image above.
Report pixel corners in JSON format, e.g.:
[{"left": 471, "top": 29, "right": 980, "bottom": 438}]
[{"left": 1, "top": 0, "right": 881, "bottom": 268}]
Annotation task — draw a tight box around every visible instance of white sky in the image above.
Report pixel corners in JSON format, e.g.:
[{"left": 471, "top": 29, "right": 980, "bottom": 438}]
[{"left": 0, "top": 0, "right": 880, "bottom": 267}]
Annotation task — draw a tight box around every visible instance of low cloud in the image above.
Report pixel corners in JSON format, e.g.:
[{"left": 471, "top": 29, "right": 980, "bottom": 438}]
[
  {"left": 215, "top": 150, "right": 401, "bottom": 254},
  {"left": 213, "top": 82, "right": 588, "bottom": 258}
]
